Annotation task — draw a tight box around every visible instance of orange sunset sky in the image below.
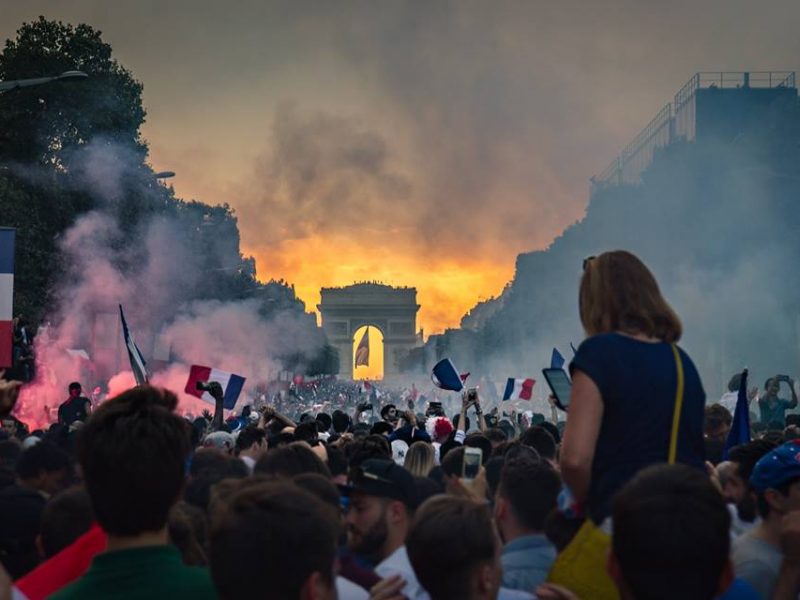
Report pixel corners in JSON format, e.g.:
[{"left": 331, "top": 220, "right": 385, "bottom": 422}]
[{"left": 4, "top": 2, "right": 799, "bottom": 335}]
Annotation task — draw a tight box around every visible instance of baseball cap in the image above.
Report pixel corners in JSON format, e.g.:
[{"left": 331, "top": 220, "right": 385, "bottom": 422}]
[
  {"left": 750, "top": 440, "right": 800, "bottom": 492},
  {"left": 391, "top": 440, "right": 409, "bottom": 466},
  {"left": 202, "top": 431, "right": 235, "bottom": 451},
  {"left": 342, "top": 458, "right": 416, "bottom": 506}
]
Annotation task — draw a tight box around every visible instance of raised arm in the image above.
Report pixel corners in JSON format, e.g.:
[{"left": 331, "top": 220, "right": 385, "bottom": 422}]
[
  {"left": 208, "top": 382, "right": 225, "bottom": 432},
  {"left": 473, "top": 392, "right": 487, "bottom": 432},
  {"left": 272, "top": 406, "right": 296, "bottom": 429},
  {"left": 788, "top": 376, "right": 798, "bottom": 408}
]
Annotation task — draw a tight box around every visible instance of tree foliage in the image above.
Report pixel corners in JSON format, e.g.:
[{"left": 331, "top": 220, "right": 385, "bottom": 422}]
[
  {"left": 0, "top": 17, "right": 146, "bottom": 166},
  {"left": 0, "top": 18, "right": 335, "bottom": 374}
]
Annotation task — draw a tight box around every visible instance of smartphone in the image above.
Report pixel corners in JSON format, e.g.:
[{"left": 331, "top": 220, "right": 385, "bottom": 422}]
[
  {"left": 462, "top": 447, "right": 482, "bottom": 480},
  {"left": 542, "top": 368, "right": 572, "bottom": 411}
]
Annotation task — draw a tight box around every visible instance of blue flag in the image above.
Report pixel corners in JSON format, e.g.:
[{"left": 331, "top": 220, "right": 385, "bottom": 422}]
[
  {"left": 551, "top": 348, "right": 565, "bottom": 370},
  {"left": 431, "top": 358, "right": 465, "bottom": 392},
  {"left": 723, "top": 369, "right": 750, "bottom": 459}
]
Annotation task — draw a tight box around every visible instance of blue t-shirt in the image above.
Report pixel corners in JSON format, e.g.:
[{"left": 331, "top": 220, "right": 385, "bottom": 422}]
[{"left": 570, "top": 333, "right": 706, "bottom": 523}]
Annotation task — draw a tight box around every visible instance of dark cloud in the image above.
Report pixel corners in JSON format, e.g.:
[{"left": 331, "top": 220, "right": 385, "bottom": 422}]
[{"left": 246, "top": 104, "right": 411, "bottom": 244}]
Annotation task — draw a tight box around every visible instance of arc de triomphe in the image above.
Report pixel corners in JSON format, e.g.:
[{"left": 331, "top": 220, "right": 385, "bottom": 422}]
[{"left": 318, "top": 283, "right": 421, "bottom": 379}]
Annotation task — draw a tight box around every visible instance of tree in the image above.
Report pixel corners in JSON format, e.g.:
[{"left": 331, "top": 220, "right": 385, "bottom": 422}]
[
  {"left": 0, "top": 17, "right": 146, "bottom": 167},
  {"left": 0, "top": 18, "right": 330, "bottom": 375},
  {"left": 0, "top": 18, "right": 149, "bottom": 321}
]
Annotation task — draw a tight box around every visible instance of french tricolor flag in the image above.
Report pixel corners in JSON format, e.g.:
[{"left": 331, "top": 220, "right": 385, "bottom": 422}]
[
  {"left": 432, "top": 358, "right": 466, "bottom": 392},
  {"left": 0, "top": 229, "right": 14, "bottom": 368},
  {"left": 502, "top": 378, "right": 536, "bottom": 401},
  {"left": 184, "top": 365, "right": 246, "bottom": 410}
]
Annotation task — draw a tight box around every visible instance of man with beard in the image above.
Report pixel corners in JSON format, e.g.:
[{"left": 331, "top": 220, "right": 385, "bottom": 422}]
[
  {"left": 343, "top": 458, "right": 426, "bottom": 599},
  {"left": 380, "top": 404, "right": 399, "bottom": 427},
  {"left": 723, "top": 439, "right": 778, "bottom": 536}
]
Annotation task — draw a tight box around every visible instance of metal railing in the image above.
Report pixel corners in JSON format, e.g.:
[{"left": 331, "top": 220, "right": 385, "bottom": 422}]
[{"left": 592, "top": 71, "right": 796, "bottom": 193}]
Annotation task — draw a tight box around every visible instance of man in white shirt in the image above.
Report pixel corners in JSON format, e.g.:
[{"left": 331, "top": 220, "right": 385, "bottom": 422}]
[
  {"left": 342, "top": 459, "right": 427, "bottom": 600},
  {"left": 718, "top": 372, "right": 757, "bottom": 416},
  {"left": 234, "top": 426, "right": 267, "bottom": 473}
]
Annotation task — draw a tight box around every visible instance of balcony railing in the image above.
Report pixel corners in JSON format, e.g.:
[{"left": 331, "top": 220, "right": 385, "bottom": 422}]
[{"left": 591, "top": 71, "right": 796, "bottom": 193}]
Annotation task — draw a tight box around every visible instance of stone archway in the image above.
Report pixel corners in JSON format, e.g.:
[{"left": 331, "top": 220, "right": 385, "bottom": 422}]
[{"left": 318, "top": 283, "right": 421, "bottom": 380}]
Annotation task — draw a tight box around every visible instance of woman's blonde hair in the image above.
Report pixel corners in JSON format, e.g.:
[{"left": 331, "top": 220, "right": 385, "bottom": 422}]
[
  {"left": 404, "top": 441, "right": 435, "bottom": 478},
  {"left": 579, "top": 250, "right": 682, "bottom": 343}
]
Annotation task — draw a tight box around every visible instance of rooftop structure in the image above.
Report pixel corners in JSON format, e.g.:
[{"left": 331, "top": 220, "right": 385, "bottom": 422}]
[{"left": 591, "top": 71, "right": 796, "bottom": 193}]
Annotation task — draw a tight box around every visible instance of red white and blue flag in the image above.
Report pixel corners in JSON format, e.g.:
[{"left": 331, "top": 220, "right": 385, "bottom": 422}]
[
  {"left": 432, "top": 358, "right": 469, "bottom": 392},
  {"left": 185, "top": 364, "right": 246, "bottom": 410},
  {"left": 0, "top": 229, "right": 14, "bottom": 368},
  {"left": 502, "top": 378, "right": 536, "bottom": 401}
]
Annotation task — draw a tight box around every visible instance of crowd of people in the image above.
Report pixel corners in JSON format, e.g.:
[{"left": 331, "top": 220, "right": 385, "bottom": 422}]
[{"left": 0, "top": 249, "right": 797, "bottom": 599}]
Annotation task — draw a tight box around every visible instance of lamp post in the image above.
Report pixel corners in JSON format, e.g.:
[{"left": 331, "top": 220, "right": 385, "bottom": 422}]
[{"left": 0, "top": 70, "right": 88, "bottom": 93}]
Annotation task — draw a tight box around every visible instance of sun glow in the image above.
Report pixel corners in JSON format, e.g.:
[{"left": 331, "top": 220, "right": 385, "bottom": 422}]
[
  {"left": 352, "top": 325, "right": 384, "bottom": 381},
  {"left": 246, "top": 234, "right": 513, "bottom": 337}
]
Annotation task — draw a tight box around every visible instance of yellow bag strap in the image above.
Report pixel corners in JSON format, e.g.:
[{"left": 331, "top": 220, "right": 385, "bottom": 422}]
[{"left": 668, "top": 344, "right": 685, "bottom": 465}]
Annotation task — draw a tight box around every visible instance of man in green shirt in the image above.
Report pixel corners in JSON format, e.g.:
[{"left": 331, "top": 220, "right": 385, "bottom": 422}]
[
  {"left": 51, "top": 386, "right": 216, "bottom": 600},
  {"left": 759, "top": 375, "right": 798, "bottom": 429}
]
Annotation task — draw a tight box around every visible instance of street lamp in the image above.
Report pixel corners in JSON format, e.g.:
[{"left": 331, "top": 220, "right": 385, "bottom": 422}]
[{"left": 0, "top": 70, "right": 88, "bottom": 93}]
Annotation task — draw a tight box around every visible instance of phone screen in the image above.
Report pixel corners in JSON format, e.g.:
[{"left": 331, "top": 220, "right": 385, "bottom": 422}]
[
  {"left": 463, "top": 448, "right": 482, "bottom": 479},
  {"left": 542, "top": 368, "right": 572, "bottom": 411}
]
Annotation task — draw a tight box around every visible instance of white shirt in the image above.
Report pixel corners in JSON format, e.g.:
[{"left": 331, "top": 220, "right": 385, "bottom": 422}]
[
  {"left": 719, "top": 391, "right": 740, "bottom": 415},
  {"left": 336, "top": 576, "right": 369, "bottom": 600},
  {"left": 375, "top": 546, "right": 428, "bottom": 600},
  {"left": 240, "top": 455, "right": 256, "bottom": 473},
  {"left": 728, "top": 503, "right": 759, "bottom": 539}
]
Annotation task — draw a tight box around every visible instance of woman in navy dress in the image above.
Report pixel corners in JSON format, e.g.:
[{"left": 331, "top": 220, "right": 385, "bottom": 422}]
[{"left": 560, "top": 250, "right": 706, "bottom": 525}]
